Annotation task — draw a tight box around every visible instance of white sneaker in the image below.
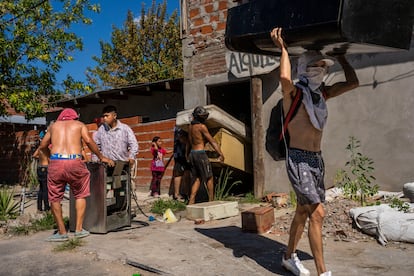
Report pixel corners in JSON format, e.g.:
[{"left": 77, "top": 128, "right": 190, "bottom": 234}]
[
  {"left": 320, "top": 271, "right": 332, "bottom": 276},
  {"left": 281, "top": 253, "right": 310, "bottom": 276}
]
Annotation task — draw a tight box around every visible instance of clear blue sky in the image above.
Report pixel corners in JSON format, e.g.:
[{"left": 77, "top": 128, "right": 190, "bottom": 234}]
[{"left": 56, "top": 0, "right": 179, "bottom": 86}]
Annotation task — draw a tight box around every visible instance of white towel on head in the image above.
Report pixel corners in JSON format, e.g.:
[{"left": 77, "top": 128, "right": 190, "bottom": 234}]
[{"left": 297, "top": 51, "right": 334, "bottom": 91}]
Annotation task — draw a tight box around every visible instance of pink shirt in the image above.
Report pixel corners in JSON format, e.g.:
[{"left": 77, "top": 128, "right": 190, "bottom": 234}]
[{"left": 151, "top": 147, "right": 167, "bottom": 172}]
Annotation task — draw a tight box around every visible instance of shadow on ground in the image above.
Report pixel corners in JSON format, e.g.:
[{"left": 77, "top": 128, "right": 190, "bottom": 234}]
[{"left": 196, "top": 226, "right": 313, "bottom": 275}]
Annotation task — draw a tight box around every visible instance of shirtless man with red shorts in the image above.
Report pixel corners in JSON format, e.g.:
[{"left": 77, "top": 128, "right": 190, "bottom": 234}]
[{"left": 39, "top": 108, "right": 114, "bottom": 242}]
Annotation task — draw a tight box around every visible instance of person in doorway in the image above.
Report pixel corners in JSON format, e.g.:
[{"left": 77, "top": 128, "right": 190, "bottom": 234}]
[
  {"left": 150, "top": 136, "right": 172, "bottom": 197},
  {"left": 94, "top": 105, "right": 139, "bottom": 168},
  {"left": 188, "top": 106, "right": 224, "bottom": 205},
  {"left": 32, "top": 130, "right": 50, "bottom": 212},
  {"left": 171, "top": 128, "right": 190, "bottom": 201},
  {"left": 39, "top": 108, "right": 114, "bottom": 242},
  {"left": 270, "top": 27, "right": 359, "bottom": 276}
]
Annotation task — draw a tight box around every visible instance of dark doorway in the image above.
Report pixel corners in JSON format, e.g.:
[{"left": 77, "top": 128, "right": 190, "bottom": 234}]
[
  {"left": 208, "top": 81, "right": 251, "bottom": 127},
  {"left": 207, "top": 81, "right": 253, "bottom": 196}
]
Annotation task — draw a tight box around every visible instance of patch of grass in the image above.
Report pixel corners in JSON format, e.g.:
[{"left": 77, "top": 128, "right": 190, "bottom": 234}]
[
  {"left": 237, "top": 192, "right": 261, "bottom": 204},
  {"left": 9, "top": 212, "right": 58, "bottom": 235},
  {"left": 215, "top": 168, "right": 242, "bottom": 200},
  {"left": 31, "top": 212, "right": 56, "bottom": 231},
  {"left": 150, "top": 198, "right": 186, "bottom": 215},
  {"left": 9, "top": 225, "right": 30, "bottom": 235},
  {"left": 53, "top": 238, "right": 84, "bottom": 252}
]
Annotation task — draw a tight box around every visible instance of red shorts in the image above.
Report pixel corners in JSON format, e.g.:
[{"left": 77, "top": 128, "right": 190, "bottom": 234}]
[{"left": 47, "top": 159, "right": 90, "bottom": 202}]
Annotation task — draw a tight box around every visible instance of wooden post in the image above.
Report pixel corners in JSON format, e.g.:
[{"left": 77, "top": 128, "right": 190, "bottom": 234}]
[{"left": 250, "top": 77, "right": 265, "bottom": 198}]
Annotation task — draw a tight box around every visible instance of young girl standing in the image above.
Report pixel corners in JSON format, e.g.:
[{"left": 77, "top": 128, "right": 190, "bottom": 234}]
[{"left": 150, "top": 136, "right": 170, "bottom": 197}]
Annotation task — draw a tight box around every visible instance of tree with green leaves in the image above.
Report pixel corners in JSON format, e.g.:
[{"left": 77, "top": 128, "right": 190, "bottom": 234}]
[
  {"left": 0, "top": 0, "right": 99, "bottom": 119},
  {"left": 87, "top": 0, "right": 182, "bottom": 89}
]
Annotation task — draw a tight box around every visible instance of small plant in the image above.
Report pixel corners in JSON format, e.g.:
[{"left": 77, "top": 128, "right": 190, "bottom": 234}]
[
  {"left": 289, "top": 190, "right": 297, "bottom": 208},
  {"left": 334, "top": 136, "right": 378, "bottom": 206},
  {"left": 215, "top": 167, "right": 242, "bottom": 200},
  {"left": 31, "top": 212, "right": 56, "bottom": 231},
  {"left": 9, "top": 225, "right": 30, "bottom": 235},
  {"left": 9, "top": 212, "right": 56, "bottom": 235},
  {"left": 53, "top": 238, "right": 84, "bottom": 252},
  {"left": 389, "top": 197, "right": 410, "bottom": 213},
  {"left": 0, "top": 187, "right": 20, "bottom": 221},
  {"left": 238, "top": 192, "right": 261, "bottom": 204},
  {"left": 150, "top": 198, "right": 186, "bottom": 215}
]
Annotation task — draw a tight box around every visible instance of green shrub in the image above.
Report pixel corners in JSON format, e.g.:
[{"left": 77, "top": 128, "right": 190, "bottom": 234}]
[
  {"left": 0, "top": 187, "right": 20, "bottom": 221},
  {"left": 334, "top": 136, "right": 378, "bottom": 206}
]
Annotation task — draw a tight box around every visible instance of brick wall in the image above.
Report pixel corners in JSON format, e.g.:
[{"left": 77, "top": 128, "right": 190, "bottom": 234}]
[
  {"left": 85, "top": 117, "right": 176, "bottom": 190},
  {"left": 184, "top": 0, "right": 239, "bottom": 79},
  {"left": 0, "top": 125, "right": 41, "bottom": 185}
]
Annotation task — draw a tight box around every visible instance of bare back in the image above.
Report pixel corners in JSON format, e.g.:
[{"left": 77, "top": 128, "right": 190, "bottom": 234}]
[
  {"left": 48, "top": 120, "right": 90, "bottom": 155},
  {"left": 188, "top": 122, "right": 224, "bottom": 161},
  {"left": 189, "top": 123, "right": 208, "bottom": 151}
]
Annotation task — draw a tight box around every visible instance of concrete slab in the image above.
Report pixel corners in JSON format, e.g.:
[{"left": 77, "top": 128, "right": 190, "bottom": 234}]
[{"left": 186, "top": 200, "right": 239, "bottom": 221}]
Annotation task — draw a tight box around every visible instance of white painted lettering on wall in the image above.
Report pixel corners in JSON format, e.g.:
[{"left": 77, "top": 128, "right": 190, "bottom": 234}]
[{"left": 226, "top": 51, "right": 279, "bottom": 78}]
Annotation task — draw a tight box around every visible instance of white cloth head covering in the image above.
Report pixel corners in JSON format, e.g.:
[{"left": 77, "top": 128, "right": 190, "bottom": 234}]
[
  {"left": 296, "top": 50, "right": 334, "bottom": 131},
  {"left": 297, "top": 51, "right": 335, "bottom": 91}
]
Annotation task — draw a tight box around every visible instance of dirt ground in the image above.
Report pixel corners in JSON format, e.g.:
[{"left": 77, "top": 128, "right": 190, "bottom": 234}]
[{"left": 1, "top": 190, "right": 413, "bottom": 276}]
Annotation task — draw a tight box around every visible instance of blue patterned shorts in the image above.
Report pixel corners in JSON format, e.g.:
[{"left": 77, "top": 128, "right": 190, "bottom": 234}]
[{"left": 287, "top": 148, "right": 325, "bottom": 205}]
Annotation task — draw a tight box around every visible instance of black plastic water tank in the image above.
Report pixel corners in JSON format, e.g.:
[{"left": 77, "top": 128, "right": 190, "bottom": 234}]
[{"left": 225, "top": 0, "right": 414, "bottom": 56}]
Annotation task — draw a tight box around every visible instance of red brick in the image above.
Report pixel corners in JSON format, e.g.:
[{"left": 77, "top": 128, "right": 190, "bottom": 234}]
[
  {"left": 216, "top": 22, "right": 226, "bottom": 31},
  {"left": 189, "top": 8, "right": 199, "bottom": 19},
  {"left": 219, "top": 1, "right": 228, "bottom": 10},
  {"left": 190, "top": 27, "right": 201, "bottom": 36},
  {"left": 119, "top": 116, "right": 141, "bottom": 125},
  {"left": 194, "top": 18, "right": 204, "bottom": 27},
  {"left": 209, "top": 15, "right": 219, "bottom": 23},
  {"left": 204, "top": 4, "right": 214, "bottom": 13},
  {"left": 201, "top": 25, "right": 213, "bottom": 35}
]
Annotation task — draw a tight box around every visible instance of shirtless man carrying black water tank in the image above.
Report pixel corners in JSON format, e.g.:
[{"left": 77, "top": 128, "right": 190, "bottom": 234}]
[{"left": 188, "top": 106, "right": 224, "bottom": 205}]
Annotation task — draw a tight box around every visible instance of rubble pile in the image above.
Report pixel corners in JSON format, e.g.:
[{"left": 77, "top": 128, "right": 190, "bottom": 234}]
[{"left": 272, "top": 198, "right": 374, "bottom": 242}]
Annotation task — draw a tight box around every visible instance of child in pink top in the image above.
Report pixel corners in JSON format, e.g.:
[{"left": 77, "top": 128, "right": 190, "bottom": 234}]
[{"left": 150, "top": 136, "right": 169, "bottom": 197}]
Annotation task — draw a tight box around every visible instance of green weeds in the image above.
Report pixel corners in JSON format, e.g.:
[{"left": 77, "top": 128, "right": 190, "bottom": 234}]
[
  {"left": 334, "top": 136, "right": 378, "bottom": 206},
  {"left": 215, "top": 167, "right": 242, "bottom": 201},
  {"left": 150, "top": 199, "right": 186, "bottom": 215},
  {"left": 53, "top": 238, "right": 84, "bottom": 252}
]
